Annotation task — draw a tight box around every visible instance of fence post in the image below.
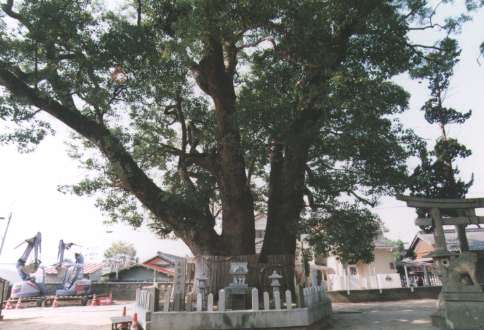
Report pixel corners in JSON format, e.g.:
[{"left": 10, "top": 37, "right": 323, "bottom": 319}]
[
  {"left": 163, "top": 289, "right": 170, "bottom": 312},
  {"left": 285, "top": 290, "right": 292, "bottom": 310},
  {"left": 218, "top": 289, "right": 225, "bottom": 312},
  {"left": 346, "top": 274, "right": 351, "bottom": 296},
  {"left": 376, "top": 274, "right": 382, "bottom": 294},
  {"left": 263, "top": 291, "right": 270, "bottom": 310},
  {"left": 274, "top": 290, "right": 281, "bottom": 310},
  {"left": 196, "top": 293, "right": 203, "bottom": 311},
  {"left": 207, "top": 293, "right": 214, "bottom": 312},
  {"left": 186, "top": 292, "right": 193, "bottom": 312},
  {"left": 295, "top": 284, "right": 303, "bottom": 307},
  {"left": 251, "top": 288, "right": 259, "bottom": 310}
]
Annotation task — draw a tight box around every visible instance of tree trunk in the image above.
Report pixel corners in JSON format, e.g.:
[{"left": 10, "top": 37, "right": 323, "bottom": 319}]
[
  {"left": 194, "top": 38, "right": 255, "bottom": 256},
  {"left": 260, "top": 139, "right": 309, "bottom": 259}
]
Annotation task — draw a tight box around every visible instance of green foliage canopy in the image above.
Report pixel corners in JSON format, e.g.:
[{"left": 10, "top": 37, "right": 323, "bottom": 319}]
[{"left": 0, "top": 0, "right": 478, "bottom": 257}]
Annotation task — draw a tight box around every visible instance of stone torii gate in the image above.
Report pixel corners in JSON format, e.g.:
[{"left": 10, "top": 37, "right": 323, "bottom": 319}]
[
  {"left": 397, "top": 195, "right": 484, "bottom": 330},
  {"left": 398, "top": 195, "right": 484, "bottom": 253}
]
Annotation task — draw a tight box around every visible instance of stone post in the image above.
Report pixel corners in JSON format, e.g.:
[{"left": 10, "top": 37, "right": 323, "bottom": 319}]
[
  {"left": 173, "top": 259, "right": 187, "bottom": 311},
  {"left": 285, "top": 290, "right": 292, "bottom": 310},
  {"left": 294, "top": 284, "right": 303, "bottom": 308},
  {"left": 196, "top": 273, "right": 208, "bottom": 310},
  {"left": 251, "top": 288, "right": 259, "bottom": 310},
  {"left": 263, "top": 291, "right": 270, "bottom": 310},
  {"left": 207, "top": 293, "right": 214, "bottom": 312},
  {"left": 218, "top": 289, "right": 225, "bottom": 312},
  {"left": 403, "top": 263, "right": 410, "bottom": 288},
  {"left": 163, "top": 290, "right": 170, "bottom": 312},
  {"left": 196, "top": 293, "right": 203, "bottom": 311},
  {"left": 274, "top": 291, "right": 281, "bottom": 310}
]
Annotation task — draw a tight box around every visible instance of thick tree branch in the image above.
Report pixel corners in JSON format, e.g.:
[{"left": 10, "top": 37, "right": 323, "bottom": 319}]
[
  {"left": 2, "top": 0, "right": 23, "bottom": 22},
  {"left": 0, "top": 63, "right": 220, "bottom": 248}
]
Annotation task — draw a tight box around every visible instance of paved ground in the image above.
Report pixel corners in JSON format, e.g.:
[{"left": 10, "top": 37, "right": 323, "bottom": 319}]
[
  {"left": 331, "top": 299, "right": 438, "bottom": 330},
  {"left": 1, "top": 302, "right": 134, "bottom": 330},
  {"left": 0, "top": 299, "right": 438, "bottom": 330}
]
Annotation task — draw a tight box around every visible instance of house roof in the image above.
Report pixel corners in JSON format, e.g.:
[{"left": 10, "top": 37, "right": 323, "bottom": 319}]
[
  {"left": 141, "top": 252, "right": 186, "bottom": 275},
  {"left": 103, "top": 263, "right": 175, "bottom": 277},
  {"left": 374, "top": 239, "right": 398, "bottom": 250},
  {"left": 409, "top": 227, "right": 484, "bottom": 253},
  {"left": 142, "top": 251, "right": 186, "bottom": 265},
  {"left": 142, "top": 259, "right": 175, "bottom": 275}
]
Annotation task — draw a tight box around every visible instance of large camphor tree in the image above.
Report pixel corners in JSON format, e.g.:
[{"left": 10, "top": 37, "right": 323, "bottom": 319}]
[{"left": 0, "top": 0, "right": 477, "bottom": 258}]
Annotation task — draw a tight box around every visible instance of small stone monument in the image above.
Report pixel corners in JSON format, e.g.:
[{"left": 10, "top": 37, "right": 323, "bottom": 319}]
[
  {"left": 226, "top": 262, "right": 250, "bottom": 310},
  {"left": 173, "top": 259, "right": 187, "bottom": 311},
  {"left": 229, "top": 262, "right": 249, "bottom": 288}
]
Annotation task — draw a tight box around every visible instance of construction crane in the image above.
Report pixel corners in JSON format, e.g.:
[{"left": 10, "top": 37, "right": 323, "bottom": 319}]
[
  {"left": 10, "top": 232, "right": 46, "bottom": 298},
  {"left": 55, "top": 240, "right": 91, "bottom": 296}
]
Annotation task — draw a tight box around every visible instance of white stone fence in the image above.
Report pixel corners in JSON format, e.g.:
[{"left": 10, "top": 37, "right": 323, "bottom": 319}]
[
  {"left": 134, "top": 286, "right": 332, "bottom": 330},
  {"left": 327, "top": 273, "right": 402, "bottom": 293}
]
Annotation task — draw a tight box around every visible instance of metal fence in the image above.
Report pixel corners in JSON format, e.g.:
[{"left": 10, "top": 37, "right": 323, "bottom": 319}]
[{"left": 401, "top": 273, "right": 442, "bottom": 288}]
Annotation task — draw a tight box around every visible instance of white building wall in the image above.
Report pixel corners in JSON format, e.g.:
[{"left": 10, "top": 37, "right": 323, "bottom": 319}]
[{"left": 323, "top": 248, "right": 401, "bottom": 291}]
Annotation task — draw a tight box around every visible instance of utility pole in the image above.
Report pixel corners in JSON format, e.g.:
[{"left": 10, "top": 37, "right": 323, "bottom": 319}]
[{"left": 0, "top": 213, "right": 12, "bottom": 256}]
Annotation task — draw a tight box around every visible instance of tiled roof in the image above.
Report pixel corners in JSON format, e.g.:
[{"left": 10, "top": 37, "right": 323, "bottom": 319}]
[
  {"left": 414, "top": 228, "right": 484, "bottom": 252},
  {"left": 104, "top": 263, "right": 175, "bottom": 277},
  {"left": 44, "top": 263, "right": 104, "bottom": 275}
]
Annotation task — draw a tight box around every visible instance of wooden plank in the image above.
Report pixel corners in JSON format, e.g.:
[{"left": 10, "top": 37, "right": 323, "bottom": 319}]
[{"left": 397, "top": 195, "right": 484, "bottom": 209}]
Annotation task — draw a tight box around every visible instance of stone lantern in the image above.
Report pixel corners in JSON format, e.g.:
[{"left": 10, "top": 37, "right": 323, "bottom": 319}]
[
  {"left": 268, "top": 270, "right": 283, "bottom": 295},
  {"left": 195, "top": 272, "right": 208, "bottom": 309}
]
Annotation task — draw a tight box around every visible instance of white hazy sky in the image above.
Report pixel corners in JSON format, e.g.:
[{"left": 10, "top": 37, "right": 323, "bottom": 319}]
[{"left": 0, "top": 4, "right": 484, "bottom": 266}]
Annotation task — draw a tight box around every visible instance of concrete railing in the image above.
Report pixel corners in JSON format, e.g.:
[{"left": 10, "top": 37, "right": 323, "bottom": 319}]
[{"left": 135, "top": 286, "right": 332, "bottom": 330}]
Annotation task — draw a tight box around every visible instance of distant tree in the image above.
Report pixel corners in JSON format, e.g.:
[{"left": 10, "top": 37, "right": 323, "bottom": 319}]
[
  {"left": 384, "top": 239, "right": 405, "bottom": 261},
  {"left": 104, "top": 241, "right": 137, "bottom": 262},
  {"left": 409, "top": 38, "right": 473, "bottom": 248},
  {"left": 305, "top": 204, "right": 380, "bottom": 265}
]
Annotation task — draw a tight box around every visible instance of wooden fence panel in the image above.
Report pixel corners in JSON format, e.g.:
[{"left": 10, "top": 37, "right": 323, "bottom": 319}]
[{"left": 199, "top": 255, "right": 295, "bottom": 295}]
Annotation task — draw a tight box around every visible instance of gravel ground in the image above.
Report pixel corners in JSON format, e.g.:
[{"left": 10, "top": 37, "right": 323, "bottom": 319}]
[{"left": 0, "top": 299, "right": 438, "bottom": 330}]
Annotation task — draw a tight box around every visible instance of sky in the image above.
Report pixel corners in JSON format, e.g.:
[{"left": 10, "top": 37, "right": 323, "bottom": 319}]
[{"left": 1, "top": 3, "right": 484, "bottom": 268}]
